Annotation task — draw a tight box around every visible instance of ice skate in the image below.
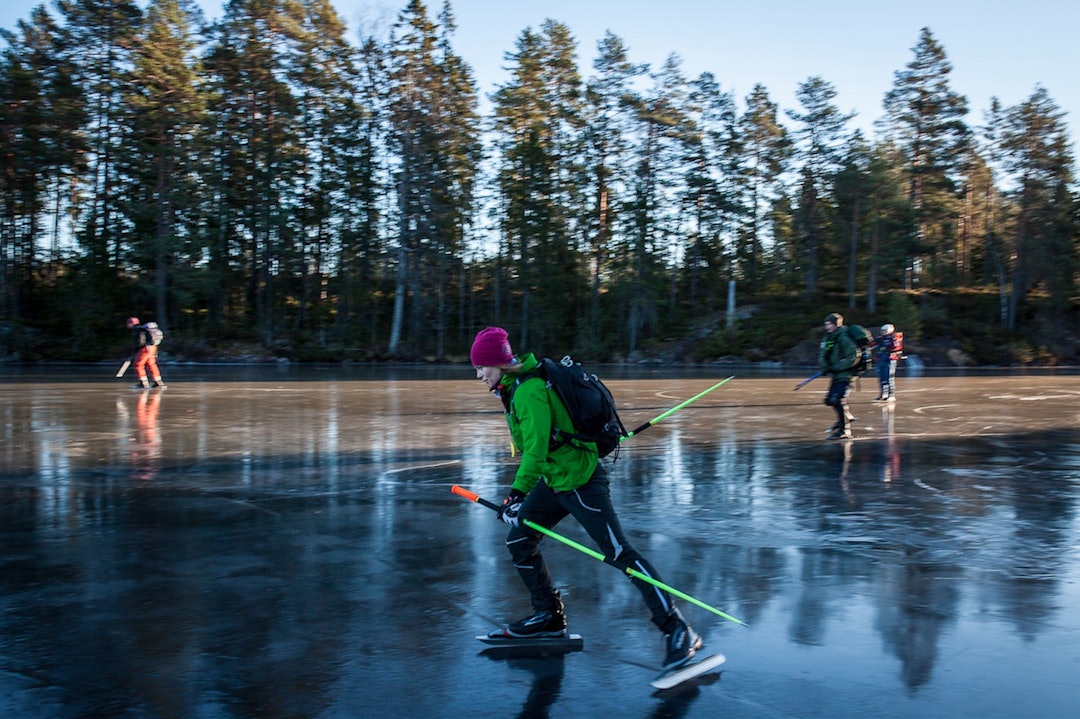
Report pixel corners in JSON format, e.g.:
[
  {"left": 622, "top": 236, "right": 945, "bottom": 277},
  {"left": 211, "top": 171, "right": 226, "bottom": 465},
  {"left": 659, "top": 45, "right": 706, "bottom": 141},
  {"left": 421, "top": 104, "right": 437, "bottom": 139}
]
[{"left": 661, "top": 609, "right": 703, "bottom": 670}]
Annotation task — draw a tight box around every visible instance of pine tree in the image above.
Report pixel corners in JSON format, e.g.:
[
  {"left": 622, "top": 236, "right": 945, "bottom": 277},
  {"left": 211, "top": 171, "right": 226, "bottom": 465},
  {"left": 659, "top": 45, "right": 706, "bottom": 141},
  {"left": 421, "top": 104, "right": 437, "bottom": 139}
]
[
  {"left": 289, "top": 0, "right": 364, "bottom": 344},
  {"left": 680, "top": 71, "right": 738, "bottom": 311},
  {"left": 55, "top": 0, "right": 143, "bottom": 271},
  {"left": 203, "top": 0, "right": 306, "bottom": 341},
  {"left": 624, "top": 53, "right": 693, "bottom": 351},
  {"left": 121, "top": 0, "right": 208, "bottom": 332},
  {"left": 386, "top": 0, "right": 480, "bottom": 357},
  {"left": 881, "top": 27, "right": 970, "bottom": 288},
  {"left": 580, "top": 31, "right": 645, "bottom": 345},
  {"left": 978, "top": 98, "right": 1014, "bottom": 324},
  {"left": 834, "top": 135, "right": 912, "bottom": 312},
  {"left": 491, "top": 19, "right": 586, "bottom": 351},
  {"left": 0, "top": 7, "right": 87, "bottom": 336},
  {"left": 52, "top": 0, "right": 143, "bottom": 348},
  {"left": 735, "top": 84, "right": 791, "bottom": 293},
  {"left": 993, "top": 86, "right": 1077, "bottom": 329},
  {"left": 337, "top": 29, "right": 389, "bottom": 350},
  {"left": 786, "top": 76, "right": 854, "bottom": 295}
]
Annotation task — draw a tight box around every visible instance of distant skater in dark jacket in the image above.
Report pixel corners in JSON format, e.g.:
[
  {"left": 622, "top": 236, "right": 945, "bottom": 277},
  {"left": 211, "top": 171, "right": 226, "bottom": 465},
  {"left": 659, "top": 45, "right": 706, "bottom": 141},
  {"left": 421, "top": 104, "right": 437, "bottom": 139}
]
[{"left": 817, "top": 313, "right": 857, "bottom": 439}]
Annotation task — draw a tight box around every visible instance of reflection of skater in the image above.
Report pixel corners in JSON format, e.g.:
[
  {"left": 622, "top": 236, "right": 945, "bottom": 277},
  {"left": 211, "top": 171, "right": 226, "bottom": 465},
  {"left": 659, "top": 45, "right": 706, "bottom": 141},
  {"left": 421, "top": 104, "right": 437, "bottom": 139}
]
[
  {"left": 838, "top": 439, "right": 854, "bottom": 495},
  {"left": 470, "top": 327, "right": 703, "bottom": 670},
  {"left": 818, "top": 313, "right": 858, "bottom": 440},
  {"left": 130, "top": 389, "right": 162, "bottom": 480},
  {"left": 125, "top": 317, "right": 166, "bottom": 389},
  {"left": 498, "top": 656, "right": 565, "bottom": 719},
  {"left": 881, "top": 408, "right": 901, "bottom": 484},
  {"left": 648, "top": 677, "right": 715, "bottom": 714},
  {"left": 874, "top": 323, "right": 902, "bottom": 403},
  {"left": 136, "top": 390, "right": 161, "bottom": 444}
]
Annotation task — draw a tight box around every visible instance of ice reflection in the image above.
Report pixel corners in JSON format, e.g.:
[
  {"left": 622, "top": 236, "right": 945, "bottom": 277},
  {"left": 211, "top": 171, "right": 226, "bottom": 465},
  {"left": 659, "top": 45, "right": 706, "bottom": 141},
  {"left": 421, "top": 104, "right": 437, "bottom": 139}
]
[
  {"left": 0, "top": 372, "right": 1077, "bottom": 717},
  {"left": 602, "top": 400, "right": 1077, "bottom": 702},
  {"left": 130, "top": 390, "right": 163, "bottom": 480}
]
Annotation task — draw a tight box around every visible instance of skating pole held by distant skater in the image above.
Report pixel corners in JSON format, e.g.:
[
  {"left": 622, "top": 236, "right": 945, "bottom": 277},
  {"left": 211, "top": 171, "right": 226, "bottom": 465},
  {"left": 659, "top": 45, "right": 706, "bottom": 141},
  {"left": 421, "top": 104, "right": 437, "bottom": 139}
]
[
  {"left": 793, "top": 371, "right": 824, "bottom": 391},
  {"left": 451, "top": 485, "right": 747, "bottom": 627},
  {"left": 623, "top": 376, "right": 734, "bottom": 439}
]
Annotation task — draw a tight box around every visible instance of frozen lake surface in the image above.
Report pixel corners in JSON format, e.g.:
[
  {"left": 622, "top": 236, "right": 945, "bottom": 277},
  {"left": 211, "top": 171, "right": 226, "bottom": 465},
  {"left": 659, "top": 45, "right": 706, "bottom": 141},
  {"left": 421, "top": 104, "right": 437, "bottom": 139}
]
[{"left": 1, "top": 366, "right": 1078, "bottom": 718}]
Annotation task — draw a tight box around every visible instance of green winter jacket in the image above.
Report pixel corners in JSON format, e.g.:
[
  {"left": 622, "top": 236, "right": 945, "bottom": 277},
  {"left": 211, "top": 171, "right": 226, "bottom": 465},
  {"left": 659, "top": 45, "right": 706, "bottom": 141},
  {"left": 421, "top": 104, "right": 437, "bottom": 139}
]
[
  {"left": 818, "top": 326, "right": 859, "bottom": 381},
  {"left": 499, "top": 353, "right": 598, "bottom": 495}
]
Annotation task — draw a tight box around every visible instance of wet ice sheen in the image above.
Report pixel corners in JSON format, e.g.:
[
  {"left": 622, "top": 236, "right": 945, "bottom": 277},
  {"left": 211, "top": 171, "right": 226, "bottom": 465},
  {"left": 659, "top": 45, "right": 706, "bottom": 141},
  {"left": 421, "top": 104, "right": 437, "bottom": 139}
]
[{"left": 0, "top": 368, "right": 1077, "bottom": 718}]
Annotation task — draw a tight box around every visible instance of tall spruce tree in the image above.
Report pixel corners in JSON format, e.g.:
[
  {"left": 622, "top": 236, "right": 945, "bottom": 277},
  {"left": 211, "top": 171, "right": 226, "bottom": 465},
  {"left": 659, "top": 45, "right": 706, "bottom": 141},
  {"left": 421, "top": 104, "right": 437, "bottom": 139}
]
[
  {"left": 993, "top": 86, "right": 1077, "bottom": 329},
  {"left": 386, "top": 0, "right": 479, "bottom": 358},
  {"left": 0, "top": 7, "right": 87, "bottom": 338},
  {"left": 735, "top": 83, "right": 791, "bottom": 293},
  {"left": 55, "top": 0, "right": 143, "bottom": 346},
  {"left": 581, "top": 31, "right": 645, "bottom": 346},
  {"left": 834, "top": 135, "right": 912, "bottom": 312},
  {"left": 121, "top": 0, "right": 208, "bottom": 332},
  {"left": 881, "top": 27, "right": 970, "bottom": 288},
  {"left": 787, "top": 76, "right": 854, "bottom": 296},
  {"left": 680, "top": 71, "right": 738, "bottom": 311},
  {"left": 289, "top": 0, "right": 364, "bottom": 343},
  {"left": 491, "top": 19, "right": 586, "bottom": 351},
  {"left": 432, "top": 0, "right": 481, "bottom": 356},
  {"left": 624, "top": 53, "right": 693, "bottom": 351},
  {"left": 203, "top": 0, "right": 305, "bottom": 341},
  {"left": 978, "top": 99, "right": 1015, "bottom": 324},
  {"left": 337, "top": 30, "right": 389, "bottom": 349}
]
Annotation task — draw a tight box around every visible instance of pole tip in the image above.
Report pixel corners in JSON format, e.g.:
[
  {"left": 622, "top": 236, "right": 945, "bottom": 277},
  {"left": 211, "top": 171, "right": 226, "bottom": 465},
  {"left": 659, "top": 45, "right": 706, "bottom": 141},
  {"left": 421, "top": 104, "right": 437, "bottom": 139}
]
[{"left": 451, "top": 485, "right": 478, "bottom": 502}]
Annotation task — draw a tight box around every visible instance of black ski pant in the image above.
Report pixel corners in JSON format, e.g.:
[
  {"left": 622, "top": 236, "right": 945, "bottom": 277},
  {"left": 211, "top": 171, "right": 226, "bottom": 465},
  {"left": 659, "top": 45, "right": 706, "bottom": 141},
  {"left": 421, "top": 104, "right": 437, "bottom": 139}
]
[
  {"left": 505, "top": 465, "right": 674, "bottom": 630},
  {"left": 824, "top": 378, "right": 852, "bottom": 428}
]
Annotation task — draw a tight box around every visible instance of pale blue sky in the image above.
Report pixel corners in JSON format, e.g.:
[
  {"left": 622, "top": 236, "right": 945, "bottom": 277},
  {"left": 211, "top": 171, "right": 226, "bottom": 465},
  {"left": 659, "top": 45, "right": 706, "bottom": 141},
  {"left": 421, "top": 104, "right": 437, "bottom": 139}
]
[{"left": 3, "top": 0, "right": 1078, "bottom": 146}]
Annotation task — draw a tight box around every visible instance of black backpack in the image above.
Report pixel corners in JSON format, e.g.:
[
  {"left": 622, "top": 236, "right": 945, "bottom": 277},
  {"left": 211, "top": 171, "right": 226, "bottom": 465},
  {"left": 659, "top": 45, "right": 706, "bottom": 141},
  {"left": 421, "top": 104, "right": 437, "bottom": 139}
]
[
  {"left": 518, "top": 356, "right": 628, "bottom": 458},
  {"left": 844, "top": 324, "right": 874, "bottom": 374}
]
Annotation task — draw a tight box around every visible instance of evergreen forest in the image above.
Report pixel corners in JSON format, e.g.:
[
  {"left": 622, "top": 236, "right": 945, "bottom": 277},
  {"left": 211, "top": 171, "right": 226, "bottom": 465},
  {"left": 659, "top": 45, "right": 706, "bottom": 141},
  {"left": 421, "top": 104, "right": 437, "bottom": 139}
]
[{"left": 1, "top": 0, "right": 1078, "bottom": 365}]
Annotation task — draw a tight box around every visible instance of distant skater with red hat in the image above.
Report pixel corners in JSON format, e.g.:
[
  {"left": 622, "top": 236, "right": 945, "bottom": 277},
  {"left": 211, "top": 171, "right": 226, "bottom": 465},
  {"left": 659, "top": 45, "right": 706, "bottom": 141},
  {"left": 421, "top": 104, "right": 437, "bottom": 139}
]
[
  {"left": 468, "top": 326, "right": 704, "bottom": 671},
  {"left": 125, "top": 317, "right": 166, "bottom": 389}
]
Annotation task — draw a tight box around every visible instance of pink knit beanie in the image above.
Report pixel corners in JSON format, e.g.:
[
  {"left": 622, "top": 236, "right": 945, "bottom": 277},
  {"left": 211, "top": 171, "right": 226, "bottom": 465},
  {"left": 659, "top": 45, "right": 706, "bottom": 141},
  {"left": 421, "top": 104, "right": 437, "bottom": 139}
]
[{"left": 470, "top": 327, "right": 514, "bottom": 367}]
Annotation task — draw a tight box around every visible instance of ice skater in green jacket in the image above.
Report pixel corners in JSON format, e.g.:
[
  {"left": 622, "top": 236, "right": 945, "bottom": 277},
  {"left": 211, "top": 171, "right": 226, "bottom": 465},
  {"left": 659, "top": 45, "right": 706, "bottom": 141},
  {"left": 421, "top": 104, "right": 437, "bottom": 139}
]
[
  {"left": 470, "top": 326, "right": 703, "bottom": 670},
  {"left": 818, "top": 313, "right": 859, "bottom": 439}
]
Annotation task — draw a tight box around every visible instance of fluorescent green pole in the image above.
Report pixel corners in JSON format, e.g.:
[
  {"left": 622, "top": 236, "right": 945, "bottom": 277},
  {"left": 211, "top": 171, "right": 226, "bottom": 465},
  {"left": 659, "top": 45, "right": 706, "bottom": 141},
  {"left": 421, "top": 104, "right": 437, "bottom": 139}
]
[
  {"left": 452, "top": 485, "right": 748, "bottom": 628},
  {"left": 624, "top": 376, "right": 734, "bottom": 439}
]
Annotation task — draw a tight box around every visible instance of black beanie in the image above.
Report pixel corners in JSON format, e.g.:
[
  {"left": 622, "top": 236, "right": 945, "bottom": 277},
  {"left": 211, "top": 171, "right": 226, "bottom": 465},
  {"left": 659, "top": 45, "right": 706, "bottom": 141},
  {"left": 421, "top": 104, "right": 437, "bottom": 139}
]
[{"left": 825, "top": 313, "right": 844, "bottom": 326}]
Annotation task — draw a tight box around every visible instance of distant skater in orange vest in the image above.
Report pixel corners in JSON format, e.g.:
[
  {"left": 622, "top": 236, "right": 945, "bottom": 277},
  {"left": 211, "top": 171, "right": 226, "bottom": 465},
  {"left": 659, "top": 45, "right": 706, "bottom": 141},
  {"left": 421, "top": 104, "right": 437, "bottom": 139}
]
[
  {"left": 125, "top": 317, "right": 166, "bottom": 389},
  {"left": 873, "top": 323, "right": 902, "bottom": 402}
]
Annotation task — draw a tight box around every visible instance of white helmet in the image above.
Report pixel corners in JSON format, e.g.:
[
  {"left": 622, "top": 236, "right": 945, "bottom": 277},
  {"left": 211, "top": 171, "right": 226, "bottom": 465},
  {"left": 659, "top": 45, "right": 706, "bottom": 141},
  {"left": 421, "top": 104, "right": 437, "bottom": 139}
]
[{"left": 881, "top": 323, "right": 894, "bottom": 334}]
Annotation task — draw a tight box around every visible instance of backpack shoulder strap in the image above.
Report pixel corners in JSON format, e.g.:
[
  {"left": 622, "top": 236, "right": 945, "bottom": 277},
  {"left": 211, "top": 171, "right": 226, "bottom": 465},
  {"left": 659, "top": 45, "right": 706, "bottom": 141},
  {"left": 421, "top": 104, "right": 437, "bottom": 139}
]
[
  {"left": 513, "top": 359, "right": 583, "bottom": 453},
  {"left": 508, "top": 362, "right": 551, "bottom": 410},
  {"left": 512, "top": 360, "right": 547, "bottom": 391}
]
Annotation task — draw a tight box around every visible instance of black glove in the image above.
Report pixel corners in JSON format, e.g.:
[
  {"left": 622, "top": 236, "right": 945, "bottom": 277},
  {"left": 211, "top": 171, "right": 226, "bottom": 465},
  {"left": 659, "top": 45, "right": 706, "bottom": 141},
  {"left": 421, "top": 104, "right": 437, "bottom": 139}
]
[{"left": 497, "top": 489, "right": 526, "bottom": 527}]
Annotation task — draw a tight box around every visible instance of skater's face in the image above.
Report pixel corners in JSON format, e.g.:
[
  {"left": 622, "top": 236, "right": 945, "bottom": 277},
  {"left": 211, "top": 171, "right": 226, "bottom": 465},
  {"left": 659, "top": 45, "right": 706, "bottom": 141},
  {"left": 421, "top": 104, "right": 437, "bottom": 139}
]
[
  {"left": 475, "top": 365, "right": 503, "bottom": 390},
  {"left": 824, "top": 320, "right": 837, "bottom": 333}
]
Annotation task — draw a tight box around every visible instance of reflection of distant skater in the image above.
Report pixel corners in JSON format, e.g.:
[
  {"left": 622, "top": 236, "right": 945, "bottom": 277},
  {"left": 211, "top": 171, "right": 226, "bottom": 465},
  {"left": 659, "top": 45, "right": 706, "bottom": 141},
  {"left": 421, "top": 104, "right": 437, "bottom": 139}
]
[
  {"left": 874, "top": 324, "right": 902, "bottom": 403},
  {"left": 883, "top": 436, "right": 901, "bottom": 484},
  {"left": 837, "top": 439, "right": 855, "bottom": 496},
  {"left": 125, "top": 317, "right": 166, "bottom": 389},
  {"left": 131, "top": 389, "right": 162, "bottom": 480},
  {"left": 137, "top": 389, "right": 161, "bottom": 445},
  {"left": 818, "top": 313, "right": 858, "bottom": 440},
  {"left": 879, "top": 403, "right": 901, "bottom": 483}
]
